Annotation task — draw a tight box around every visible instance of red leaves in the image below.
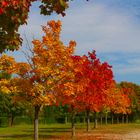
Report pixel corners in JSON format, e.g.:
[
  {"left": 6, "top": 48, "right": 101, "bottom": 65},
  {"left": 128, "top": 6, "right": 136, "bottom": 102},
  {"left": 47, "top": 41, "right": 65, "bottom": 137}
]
[
  {"left": 63, "top": 50, "right": 115, "bottom": 113},
  {"left": 1, "top": 1, "right": 8, "bottom": 7},
  {"left": 0, "top": 1, "right": 8, "bottom": 14},
  {"left": 88, "top": 50, "right": 96, "bottom": 60}
]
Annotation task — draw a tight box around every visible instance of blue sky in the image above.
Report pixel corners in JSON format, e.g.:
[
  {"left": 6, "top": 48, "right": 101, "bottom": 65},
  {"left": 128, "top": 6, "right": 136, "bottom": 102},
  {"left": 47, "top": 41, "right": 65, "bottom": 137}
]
[{"left": 8, "top": 0, "right": 140, "bottom": 84}]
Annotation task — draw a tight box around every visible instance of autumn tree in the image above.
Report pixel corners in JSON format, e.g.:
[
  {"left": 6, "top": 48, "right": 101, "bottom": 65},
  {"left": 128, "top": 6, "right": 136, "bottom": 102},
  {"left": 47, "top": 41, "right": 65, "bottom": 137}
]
[
  {"left": 110, "top": 86, "right": 131, "bottom": 124},
  {"left": 54, "top": 56, "right": 79, "bottom": 137},
  {"left": 59, "top": 51, "right": 114, "bottom": 133},
  {"left": 55, "top": 55, "right": 89, "bottom": 136},
  {"left": 75, "top": 51, "right": 114, "bottom": 131},
  {"left": 118, "top": 81, "right": 140, "bottom": 121},
  {"left": 10, "top": 20, "right": 76, "bottom": 140},
  {"left": 0, "top": 54, "right": 17, "bottom": 94},
  {"left": 0, "top": 54, "right": 22, "bottom": 126},
  {"left": 101, "top": 82, "right": 117, "bottom": 125}
]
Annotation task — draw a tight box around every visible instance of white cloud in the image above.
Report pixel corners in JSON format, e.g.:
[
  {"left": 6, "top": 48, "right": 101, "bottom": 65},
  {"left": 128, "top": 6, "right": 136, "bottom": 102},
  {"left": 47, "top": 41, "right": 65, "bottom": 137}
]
[
  {"left": 18, "top": 2, "right": 140, "bottom": 55},
  {"left": 8, "top": 1, "right": 140, "bottom": 84},
  {"left": 60, "top": 3, "right": 140, "bottom": 54}
]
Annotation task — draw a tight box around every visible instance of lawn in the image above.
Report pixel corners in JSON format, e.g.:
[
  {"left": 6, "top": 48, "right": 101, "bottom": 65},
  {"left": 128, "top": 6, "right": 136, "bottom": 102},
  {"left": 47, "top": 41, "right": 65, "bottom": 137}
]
[{"left": 0, "top": 123, "right": 140, "bottom": 140}]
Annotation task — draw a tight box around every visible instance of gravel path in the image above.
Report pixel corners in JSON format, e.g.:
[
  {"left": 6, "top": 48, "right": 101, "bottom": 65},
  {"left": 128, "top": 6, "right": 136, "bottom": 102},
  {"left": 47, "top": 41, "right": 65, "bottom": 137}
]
[
  {"left": 78, "top": 130, "right": 140, "bottom": 140},
  {"left": 104, "top": 131, "right": 140, "bottom": 140}
]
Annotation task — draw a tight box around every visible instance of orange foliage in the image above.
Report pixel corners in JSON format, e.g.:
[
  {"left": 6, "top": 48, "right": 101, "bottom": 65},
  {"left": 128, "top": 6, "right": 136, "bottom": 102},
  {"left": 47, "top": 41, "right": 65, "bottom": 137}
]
[
  {"left": 59, "top": 51, "right": 115, "bottom": 113},
  {"left": 110, "top": 86, "right": 131, "bottom": 114},
  {"left": 0, "top": 54, "right": 17, "bottom": 74},
  {"left": 14, "top": 20, "right": 76, "bottom": 106},
  {"left": 0, "top": 55, "right": 18, "bottom": 94}
]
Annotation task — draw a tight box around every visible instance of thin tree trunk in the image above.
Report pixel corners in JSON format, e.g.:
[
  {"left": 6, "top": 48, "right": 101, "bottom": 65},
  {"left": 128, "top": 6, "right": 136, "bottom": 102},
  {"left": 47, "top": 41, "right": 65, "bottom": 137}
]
[
  {"left": 34, "top": 105, "right": 40, "bottom": 140},
  {"left": 117, "top": 116, "right": 119, "bottom": 124},
  {"left": 83, "top": 113, "right": 86, "bottom": 124},
  {"left": 122, "top": 114, "right": 124, "bottom": 123},
  {"left": 111, "top": 113, "right": 114, "bottom": 124},
  {"left": 65, "top": 114, "right": 68, "bottom": 124},
  {"left": 11, "top": 115, "right": 14, "bottom": 127},
  {"left": 71, "top": 106, "right": 75, "bottom": 137},
  {"left": 94, "top": 112, "right": 97, "bottom": 129},
  {"left": 105, "top": 112, "right": 108, "bottom": 125},
  {"left": 8, "top": 114, "right": 11, "bottom": 127},
  {"left": 100, "top": 113, "right": 103, "bottom": 125},
  {"left": 86, "top": 109, "right": 90, "bottom": 132},
  {"left": 8, "top": 114, "right": 14, "bottom": 127},
  {"left": 126, "top": 114, "right": 129, "bottom": 123}
]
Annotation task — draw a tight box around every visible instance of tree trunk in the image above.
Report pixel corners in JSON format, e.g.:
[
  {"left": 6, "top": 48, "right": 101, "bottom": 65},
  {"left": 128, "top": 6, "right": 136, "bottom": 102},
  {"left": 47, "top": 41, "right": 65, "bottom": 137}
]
[
  {"left": 94, "top": 112, "right": 98, "bottom": 129},
  {"left": 71, "top": 106, "right": 75, "bottom": 137},
  {"left": 86, "top": 109, "right": 90, "bottom": 132},
  {"left": 8, "top": 114, "right": 15, "bottom": 127},
  {"left": 122, "top": 114, "right": 124, "bottom": 123},
  {"left": 65, "top": 114, "right": 68, "bottom": 124},
  {"left": 126, "top": 114, "right": 129, "bottom": 123},
  {"left": 34, "top": 105, "right": 41, "bottom": 140},
  {"left": 111, "top": 113, "right": 114, "bottom": 124},
  {"left": 100, "top": 113, "right": 103, "bottom": 125},
  {"left": 83, "top": 113, "right": 86, "bottom": 124},
  {"left": 117, "top": 116, "right": 119, "bottom": 124},
  {"left": 105, "top": 112, "right": 108, "bottom": 125},
  {"left": 11, "top": 115, "right": 14, "bottom": 127}
]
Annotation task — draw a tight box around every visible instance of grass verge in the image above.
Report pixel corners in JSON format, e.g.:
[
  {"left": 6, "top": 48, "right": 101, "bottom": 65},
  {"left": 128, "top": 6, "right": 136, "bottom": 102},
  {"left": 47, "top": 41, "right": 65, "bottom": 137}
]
[{"left": 0, "top": 123, "right": 140, "bottom": 140}]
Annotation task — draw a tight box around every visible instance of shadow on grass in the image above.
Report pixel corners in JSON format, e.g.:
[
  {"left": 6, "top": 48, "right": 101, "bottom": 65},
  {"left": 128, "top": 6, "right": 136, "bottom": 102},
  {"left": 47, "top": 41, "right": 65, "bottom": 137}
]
[
  {"left": 23, "top": 127, "right": 71, "bottom": 133},
  {"left": 0, "top": 134, "right": 64, "bottom": 139},
  {"left": 0, "top": 134, "right": 32, "bottom": 138},
  {"left": 0, "top": 127, "right": 72, "bottom": 139},
  {"left": 40, "top": 127, "right": 71, "bottom": 133}
]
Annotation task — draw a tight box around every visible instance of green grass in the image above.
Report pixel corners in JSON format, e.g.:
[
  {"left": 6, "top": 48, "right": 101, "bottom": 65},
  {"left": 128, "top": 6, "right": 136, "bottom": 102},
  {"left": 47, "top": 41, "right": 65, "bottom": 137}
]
[
  {"left": 0, "top": 123, "right": 71, "bottom": 140},
  {"left": 0, "top": 123, "right": 140, "bottom": 140}
]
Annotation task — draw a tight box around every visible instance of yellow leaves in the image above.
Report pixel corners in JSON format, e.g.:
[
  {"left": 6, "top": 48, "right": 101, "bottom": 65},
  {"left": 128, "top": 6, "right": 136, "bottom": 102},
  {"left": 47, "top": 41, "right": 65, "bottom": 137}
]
[
  {"left": 0, "top": 79, "right": 12, "bottom": 94},
  {"left": 16, "top": 62, "right": 30, "bottom": 76},
  {"left": 33, "top": 84, "right": 45, "bottom": 94},
  {"left": 43, "top": 20, "right": 62, "bottom": 36},
  {"left": 0, "top": 79, "right": 9, "bottom": 94},
  {"left": 0, "top": 55, "right": 20, "bottom": 95},
  {"left": 0, "top": 20, "right": 76, "bottom": 107},
  {"left": 0, "top": 85, "right": 11, "bottom": 94},
  {"left": 0, "top": 54, "right": 17, "bottom": 74},
  {"left": 44, "top": 94, "right": 56, "bottom": 105},
  {"left": 32, "top": 93, "right": 55, "bottom": 106}
]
